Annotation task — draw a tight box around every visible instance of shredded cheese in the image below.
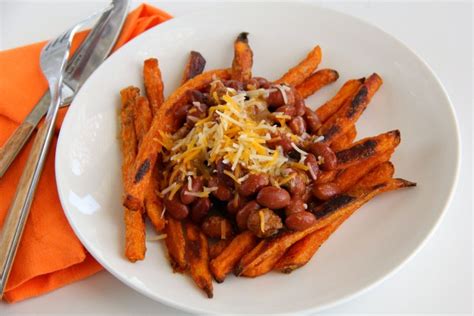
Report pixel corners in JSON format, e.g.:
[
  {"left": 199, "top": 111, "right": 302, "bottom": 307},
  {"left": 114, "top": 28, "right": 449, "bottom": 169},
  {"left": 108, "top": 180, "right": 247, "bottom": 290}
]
[
  {"left": 276, "top": 85, "right": 288, "bottom": 105},
  {"left": 259, "top": 210, "right": 265, "bottom": 233},
  {"left": 168, "top": 183, "right": 182, "bottom": 200},
  {"left": 147, "top": 234, "right": 167, "bottom": 241},
  {"left": 161, "top": 81, "right": 311, "bottom": 191},
  {"left": 307, "top": 163, "right": 317, "bottom": 180}
]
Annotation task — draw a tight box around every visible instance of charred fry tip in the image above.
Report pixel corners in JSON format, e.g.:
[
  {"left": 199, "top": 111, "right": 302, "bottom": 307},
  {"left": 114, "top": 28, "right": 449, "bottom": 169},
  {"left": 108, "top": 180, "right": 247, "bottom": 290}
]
[
  {"left": 358, "top": 77, "right": 366, "bottom": 83},
  {"left": 236, "top": 32, "right": 249, "bottom": 43},
  {"left": 281, "top": 266, "right": 297, "bottom": 274},
  {"left": 233, "top": 266, "right": 243, "bottom": 276},
  {"left": 394, "top": 178, "right": 417, "bottom": 187},
  {"left": 213, "top": 277, "right": 224, "bottom": 284},
  {"left": 389, "top": 129, "right": 401, "bottom": 140},
  {"left": 205, "top": 287, "right": 214, "bottom": 299},
  {"left": 367, "top": 73, "right": 383, "bottom": 85}
]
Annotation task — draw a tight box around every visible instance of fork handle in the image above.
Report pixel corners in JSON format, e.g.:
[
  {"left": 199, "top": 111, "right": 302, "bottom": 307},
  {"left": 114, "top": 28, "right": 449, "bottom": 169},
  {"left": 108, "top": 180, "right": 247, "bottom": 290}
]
[{"left": 0, "top": 110, "right": 56, "bottom": 298}]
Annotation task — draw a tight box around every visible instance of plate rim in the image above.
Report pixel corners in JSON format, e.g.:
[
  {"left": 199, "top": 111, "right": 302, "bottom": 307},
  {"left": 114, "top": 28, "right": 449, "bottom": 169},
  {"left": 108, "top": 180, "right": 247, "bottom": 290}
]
[{"left": 55, "top": 2, "right": 461, "bottom": 314}]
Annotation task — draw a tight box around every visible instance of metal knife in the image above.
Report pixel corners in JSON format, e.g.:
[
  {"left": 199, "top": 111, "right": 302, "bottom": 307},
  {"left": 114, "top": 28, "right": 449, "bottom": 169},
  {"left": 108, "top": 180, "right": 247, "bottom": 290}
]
[{"left": 0, "top": 0, "right": 129, "bottom": 177}]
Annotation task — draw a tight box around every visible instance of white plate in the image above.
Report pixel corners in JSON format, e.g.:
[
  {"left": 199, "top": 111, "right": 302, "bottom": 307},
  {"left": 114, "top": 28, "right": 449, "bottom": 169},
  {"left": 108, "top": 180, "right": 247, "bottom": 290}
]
[{"left": 56, "top": 3, "right": 460, "bottom": 314}]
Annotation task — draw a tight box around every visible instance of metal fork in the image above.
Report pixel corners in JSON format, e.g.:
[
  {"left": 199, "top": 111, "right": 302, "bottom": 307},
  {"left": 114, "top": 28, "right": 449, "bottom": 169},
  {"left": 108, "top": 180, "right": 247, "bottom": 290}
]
[{"left": 0, "top": 10, "right": 105, "bottom": 298}]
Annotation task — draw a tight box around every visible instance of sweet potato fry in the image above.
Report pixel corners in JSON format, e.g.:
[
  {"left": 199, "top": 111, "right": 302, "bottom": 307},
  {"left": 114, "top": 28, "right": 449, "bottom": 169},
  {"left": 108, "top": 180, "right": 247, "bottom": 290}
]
[
  {"left": 276, "top": 163, "right": 399, "bottom": 273},
  {"left": 120, "top": 87, "right": 139, "bottom": 179},
  {"left": 330, "top": 125, "right": 357, "bottom": 152},
  {"left": 185, "top": 223, "right": 214, "bottom": 298},
  {"left": 145, "top": 164, "right": 166, "bottom": 232},
  {"left": 120, "top": 86, "right": 146, "bottom": 262},
  {"left": 210, "top": 231, "right": 258, "bottom": 283},
  {"left": 238, "top": 178, "right": 415, "bottom": 277},
  {"left": 181, "top": 51, "right": 206, "bottom": 84},
  {"left": 123, "top": 69, "right": 231, "bottom": 211},
  {"left": 231, "top": 32, "right": 253, "bottom": 82},
  {"left": 274, "top": 214, "right": 347, "bottom": 273},
  {"left": 133, "top": 96, "right": 153, "bottom": 145},
  {"left": 319, "top": 73, "right": 383, "bottom": 144},
  {"left": 143, "top": 58, "right": 164, "bottom": 116},
  {"left": 275, "top": 46, "right": 322, "bottom": 86},
  {"left": 124, "top": 208, "right": 146, "bottom": 262},
  {"left": 274, "top": 161, "right": 396, "bottom": 273},
  {"left": 234, "top": 240, "right": 266, "bottom": 276},
  {"left": 315, "top": 78, "right": 365, "bottom": 123},
  {"left": 295, "top": 69, "right": 339, "bottom": 99},
  {"left": 313, "top": 149, "right": 393, "bottom": 200},
  {"left": 349, "top": 161, "right": 395, "bottom": 194},
  {"left": 209, "top": 239, "right": 233, "bottom": 259},
  {"left": 315, "top": 170, "right": 338, "bottom": 184},
  {"left": 335, "top": 130, "right": 400, "bottom": 170},
  {"left": 165, "top": 217, "right": 187, "bottom": 272},
  {"left": 236, "top": 230, "right": 315, "bottom": 278}
]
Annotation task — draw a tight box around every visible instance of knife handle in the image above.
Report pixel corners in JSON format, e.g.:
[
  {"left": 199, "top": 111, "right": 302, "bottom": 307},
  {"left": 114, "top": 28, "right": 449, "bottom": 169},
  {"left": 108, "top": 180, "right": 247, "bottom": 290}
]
[
  {"left": 0, "top": 112, "right": 56, "bottom": 298},
  {"left": 0, "top": 92, "right": 51, "bottom": 178},
  {"left": 0, "top": 122, "right": 36, "bottom": 177}
]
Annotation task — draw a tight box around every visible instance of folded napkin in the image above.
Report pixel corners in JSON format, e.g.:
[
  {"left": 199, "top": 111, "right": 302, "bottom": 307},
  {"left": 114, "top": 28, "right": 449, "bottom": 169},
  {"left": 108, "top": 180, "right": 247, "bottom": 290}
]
[{"left": 0, "top": 4, "right": 172, "bottom": 303}]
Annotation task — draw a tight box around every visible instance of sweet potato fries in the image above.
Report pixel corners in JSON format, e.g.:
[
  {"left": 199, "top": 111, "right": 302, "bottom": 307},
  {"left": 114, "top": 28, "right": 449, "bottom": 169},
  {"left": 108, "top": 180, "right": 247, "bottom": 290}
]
[{"left": 118, "top": 32, "right": 416, "bottom": 298}]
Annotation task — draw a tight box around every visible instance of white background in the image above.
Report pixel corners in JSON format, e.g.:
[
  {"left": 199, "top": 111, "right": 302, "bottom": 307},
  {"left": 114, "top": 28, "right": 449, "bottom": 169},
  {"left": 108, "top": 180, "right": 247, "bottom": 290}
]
[{"left": 0, "top": 0, "right": 472, "bottom": 315}]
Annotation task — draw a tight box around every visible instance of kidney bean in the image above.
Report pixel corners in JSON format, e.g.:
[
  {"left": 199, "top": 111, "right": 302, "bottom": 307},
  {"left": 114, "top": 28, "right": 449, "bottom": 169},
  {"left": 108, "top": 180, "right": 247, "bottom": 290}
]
[
  {"left": 288, "top": 116, "right": 307, "bottom": 135},
  {"left": 266, "top": 86, "right": 295, "bottom": 108},
  {"left": 180, "top": 177, "right": 204, "bottom": 205},
  {"left": 164, "top": 195, "right": 189, "bottom": 220},
  {"left": 224, "top": 80, "right": 244, "bottom": 91},
  {"left": 175, "top": 103, "right": 192, "bottom": 122},
  {"left": 190, "top": 197, "right": 212, "bottom": 223},
  {"left": 173, "top": 125, "right": 191, "bottom": 139},
  {"left": 247, "top": 208, "right": 283, "bottom": 238},
  {"left": 238, "top": 173, "right": 270, "bottom": 197},
  {"left": 247, "top": 77, "right": 271, "bottom": 89},
  {"left": 303, "top": 106, "right": 322, "bottom": 133},
  {"left": 186, "top": 103, "right": 208, "bottom": 127},
  {"left": 256, "top": 186, "right": 291, "bottom": 209},
  {"left": 301, "top": 184, "right": 313, "bottom": 202},
  {"left": 216, "top": 160, "right": 234, "bottom": 187},
  {"left": 273, "top": 105, "right": 296, "bottom": 117},
  {"left": 236, "top": 201, "right": 261, "bottom": 231},
  {"left": 304, "top": 153, "right": 320, "bottom": 181},
  {"left": 189, "top": 89, "right": 214, "bottom": 106},
  {"left": 294, "top": 91, "right": 306, "bottom": 116},
  {"left": 288, "top": 172, "right": 307, "bottom": 197},
  {"left": 208, "top": 176, "right": 232, "bottom": 201},
  {"left": 285, "top": 198, "right": 306, "bottom": 216},
  {"left": 266, "top": 133, "right": 293, "bottom": 153},
  {"left": 312, "top": 183, "right": 340, "bottom": 200},
  {"left": 285, "top": 211, "right": 316, "bottom": 231},
  {"left": 201, "top": 216, "right": 233, "bottom": 239},
  {"left": 209, "top": 80, "right": 227, "bottom": 100},
  {"left": 309, "top": 142, "right": 337, "bottom": 171},
  {"left": 227, "top": 194, "right": 246, "bottom": 214}
]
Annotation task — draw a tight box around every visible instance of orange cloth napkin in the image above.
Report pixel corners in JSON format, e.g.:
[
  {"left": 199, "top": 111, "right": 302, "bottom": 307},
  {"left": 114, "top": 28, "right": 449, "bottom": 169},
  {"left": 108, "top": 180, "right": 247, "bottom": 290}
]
[{"left": 0, "top": 4, "right": 172, "bottom": 303}]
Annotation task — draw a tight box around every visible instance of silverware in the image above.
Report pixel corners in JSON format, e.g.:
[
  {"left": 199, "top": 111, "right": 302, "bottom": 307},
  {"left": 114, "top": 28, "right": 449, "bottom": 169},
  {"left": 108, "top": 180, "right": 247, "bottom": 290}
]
[
  {"left": 0, "top": 8, "right": 108, "bottom": 299},
  {"left": 0, "top": 0, "right": 129, "bottom": 178}
]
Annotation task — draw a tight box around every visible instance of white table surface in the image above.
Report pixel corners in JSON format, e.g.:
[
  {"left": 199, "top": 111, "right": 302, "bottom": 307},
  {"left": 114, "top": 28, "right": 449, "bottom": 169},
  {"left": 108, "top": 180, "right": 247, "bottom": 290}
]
[{"left": 0, "top": 1, "right": 472, "bottom": 315}]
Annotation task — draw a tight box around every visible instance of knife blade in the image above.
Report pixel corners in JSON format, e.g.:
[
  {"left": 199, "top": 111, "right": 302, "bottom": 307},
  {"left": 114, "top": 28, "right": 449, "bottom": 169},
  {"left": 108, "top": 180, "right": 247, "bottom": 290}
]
[{"left": 0, "top": 0, "right": 129, "bottom": 177}]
